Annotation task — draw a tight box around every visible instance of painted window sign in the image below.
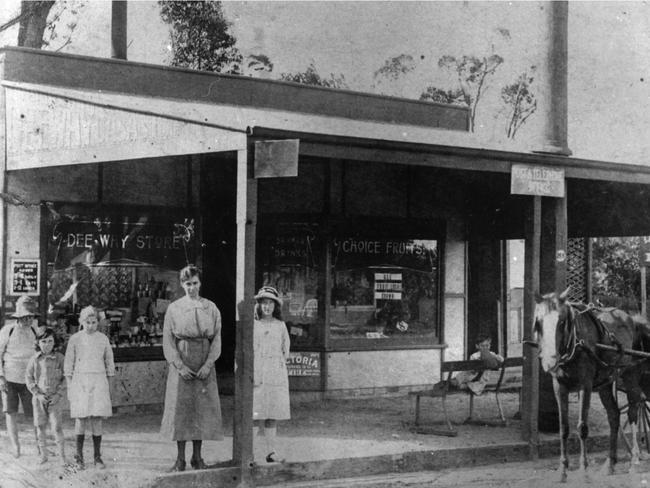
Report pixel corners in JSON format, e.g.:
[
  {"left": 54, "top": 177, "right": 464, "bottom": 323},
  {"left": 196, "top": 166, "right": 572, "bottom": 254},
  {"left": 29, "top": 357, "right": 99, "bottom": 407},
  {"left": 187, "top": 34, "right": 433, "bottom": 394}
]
[
  {"left": 10, "top": 259, "right": 40, "bottom": 296},
  {"left": 47, "top": 212, "right": 195, "bottom": 270},
  {"left": 332, "top": 238, "right": 437, "bottom": 272},
  {"left": 331, "top": 238, "right": 439, "bottom": 339},
  {"left": 286, "top": 351, "right": 320, "bottom": 376}
]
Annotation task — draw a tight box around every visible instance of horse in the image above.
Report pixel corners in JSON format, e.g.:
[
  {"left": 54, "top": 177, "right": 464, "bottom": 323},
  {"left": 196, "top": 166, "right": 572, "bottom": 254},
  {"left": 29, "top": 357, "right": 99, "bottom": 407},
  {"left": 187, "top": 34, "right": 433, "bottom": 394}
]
[{"left": 533, "top": 288, "right": 650, "bottom": 482}]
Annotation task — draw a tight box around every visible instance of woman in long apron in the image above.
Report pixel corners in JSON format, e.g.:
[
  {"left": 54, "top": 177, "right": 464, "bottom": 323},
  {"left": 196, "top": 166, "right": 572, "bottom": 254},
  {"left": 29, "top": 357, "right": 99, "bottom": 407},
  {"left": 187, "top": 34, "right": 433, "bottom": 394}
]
[{"left": 160, "top": 265, "right": 223, "bottom": 471}]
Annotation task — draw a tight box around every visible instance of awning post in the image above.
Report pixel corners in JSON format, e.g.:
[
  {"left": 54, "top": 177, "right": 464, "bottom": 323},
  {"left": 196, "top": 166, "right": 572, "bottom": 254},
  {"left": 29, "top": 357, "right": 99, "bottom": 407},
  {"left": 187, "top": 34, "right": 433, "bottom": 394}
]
[{"left": 233, "top": 147, "right": 256, "bottom": 485}]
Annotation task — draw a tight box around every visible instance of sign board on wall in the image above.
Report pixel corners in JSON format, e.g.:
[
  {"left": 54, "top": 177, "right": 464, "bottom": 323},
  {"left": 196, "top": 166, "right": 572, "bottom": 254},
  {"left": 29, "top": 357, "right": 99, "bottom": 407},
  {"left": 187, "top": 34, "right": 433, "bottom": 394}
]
[
  {"left": 5, "top": 86, "right": 247, "bottom": 170},
  {"left": 9, "top": 259, "right": 40, "bottom": 296},
  {"left": 511, "top": 164, "right": 565, "bottom": 198},
  {"left": 286, "top": 352, "right": 320, "bottom": 376}
]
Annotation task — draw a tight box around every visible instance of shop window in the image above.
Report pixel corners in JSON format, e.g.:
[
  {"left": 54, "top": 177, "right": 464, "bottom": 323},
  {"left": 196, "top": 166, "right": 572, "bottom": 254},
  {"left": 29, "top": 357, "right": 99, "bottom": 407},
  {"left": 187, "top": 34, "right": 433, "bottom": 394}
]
[
  {"left": 44, "top": 204, "right": 195, "bottom": 357},
  {"left": 257, "top": 222, "right": 322, "bottom": 348},
  {"left": 329, "top": 237, "right": 440, "bottom": 341}
]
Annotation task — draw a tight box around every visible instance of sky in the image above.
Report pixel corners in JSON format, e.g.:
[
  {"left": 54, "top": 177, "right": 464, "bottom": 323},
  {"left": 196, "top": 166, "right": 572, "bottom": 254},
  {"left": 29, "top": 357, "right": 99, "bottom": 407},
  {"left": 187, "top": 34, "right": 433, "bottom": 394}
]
[{"left": 0, "top": 1, "right": 648, "bottom": 165}]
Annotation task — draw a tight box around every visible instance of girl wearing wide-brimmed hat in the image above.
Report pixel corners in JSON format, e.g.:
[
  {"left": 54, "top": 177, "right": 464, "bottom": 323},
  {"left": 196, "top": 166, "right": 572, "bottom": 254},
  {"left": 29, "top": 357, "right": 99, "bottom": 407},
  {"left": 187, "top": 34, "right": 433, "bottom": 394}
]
[{"left": 253, "top": 286, "right": 290, "bottom": 463}]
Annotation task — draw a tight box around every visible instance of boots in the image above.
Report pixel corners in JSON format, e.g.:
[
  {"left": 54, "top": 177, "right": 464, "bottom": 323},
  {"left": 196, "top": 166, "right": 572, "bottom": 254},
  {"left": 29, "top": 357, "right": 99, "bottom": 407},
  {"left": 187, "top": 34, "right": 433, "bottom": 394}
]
[
  {"left": 74, "top": 435, "right": 85, "bottom": 469},
  {"left": 93, "top": 435, "right": 105, "bottom": 469}
]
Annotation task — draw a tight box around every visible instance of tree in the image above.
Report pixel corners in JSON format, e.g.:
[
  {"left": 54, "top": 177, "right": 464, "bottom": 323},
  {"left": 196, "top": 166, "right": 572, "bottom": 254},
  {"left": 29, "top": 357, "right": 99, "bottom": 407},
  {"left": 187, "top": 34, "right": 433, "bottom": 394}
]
[
  {"left": 374, "top": 54, "right": 416, "bottom": 81},
  {"left": 419, "top": 86, "right": 465, "bottom": 106},
  {"left": 280, "top": 62, "right": 348, "bottom": 89},
  {"left": 591, "top": 237, "right": 644, "bottom": 312},
  {"left": 17, "top": 1, "right": 55, "bottom": 48},
  {"left": 159, "top": 0, "right": 242, "bottom": 74},
  {"left": 501, "top": 66, "right": 537, "bottom": 139},
  {"left": 246, "top": 53, "right": 273, "bottom": 76},
  {"left": 421, "top": 54, "right": 504, "bottom": 132},
  {"left": 0, "top": 1, "right": 83, "bottom": 50}
]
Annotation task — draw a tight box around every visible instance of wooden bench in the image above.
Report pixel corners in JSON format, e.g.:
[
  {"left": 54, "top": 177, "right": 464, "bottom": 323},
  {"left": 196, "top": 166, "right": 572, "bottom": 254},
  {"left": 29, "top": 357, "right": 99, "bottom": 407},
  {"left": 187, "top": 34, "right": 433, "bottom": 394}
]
[{"left": 409, "top": 356, "right": 523, "bottom": 436}]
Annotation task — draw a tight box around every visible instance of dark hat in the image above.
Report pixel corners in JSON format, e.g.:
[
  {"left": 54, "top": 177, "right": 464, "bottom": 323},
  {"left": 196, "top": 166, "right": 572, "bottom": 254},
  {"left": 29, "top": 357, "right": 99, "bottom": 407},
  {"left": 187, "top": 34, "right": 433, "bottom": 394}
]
[{"left": 254, "top": 286, "right": 282, "bottom": 307}]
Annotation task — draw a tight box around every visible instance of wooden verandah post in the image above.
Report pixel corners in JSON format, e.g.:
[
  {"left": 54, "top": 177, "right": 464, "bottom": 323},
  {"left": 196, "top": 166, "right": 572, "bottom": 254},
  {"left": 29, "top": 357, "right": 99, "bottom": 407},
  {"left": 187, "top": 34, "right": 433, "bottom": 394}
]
[
  {"left": 233, "top": 147, "right": 256, "bottom": 486},
  {"left": 522, "top": 195, "right": 541, "bottom": 454}
]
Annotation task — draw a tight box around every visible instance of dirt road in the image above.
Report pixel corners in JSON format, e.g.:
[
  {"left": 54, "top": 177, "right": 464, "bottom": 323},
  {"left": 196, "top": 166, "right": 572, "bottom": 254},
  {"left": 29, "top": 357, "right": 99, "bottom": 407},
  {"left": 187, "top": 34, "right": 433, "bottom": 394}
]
[{"left": 270, "top": 454, "right": 650, "bottom": 488}]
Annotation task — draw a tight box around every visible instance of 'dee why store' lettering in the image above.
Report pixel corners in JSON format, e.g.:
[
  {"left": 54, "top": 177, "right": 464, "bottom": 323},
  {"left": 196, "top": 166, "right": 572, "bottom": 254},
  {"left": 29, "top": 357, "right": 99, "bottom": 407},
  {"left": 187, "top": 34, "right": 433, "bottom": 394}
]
[{"left": 64, "top": 233, "right": 184, "bottom": 250}]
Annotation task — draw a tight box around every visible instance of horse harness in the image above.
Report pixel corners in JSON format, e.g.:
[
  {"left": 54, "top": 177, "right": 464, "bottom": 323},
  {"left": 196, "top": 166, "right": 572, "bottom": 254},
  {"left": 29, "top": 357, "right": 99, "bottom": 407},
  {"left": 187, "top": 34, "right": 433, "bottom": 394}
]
[{"left": 557, "top": 302, "right": 637, "bottom": 372}]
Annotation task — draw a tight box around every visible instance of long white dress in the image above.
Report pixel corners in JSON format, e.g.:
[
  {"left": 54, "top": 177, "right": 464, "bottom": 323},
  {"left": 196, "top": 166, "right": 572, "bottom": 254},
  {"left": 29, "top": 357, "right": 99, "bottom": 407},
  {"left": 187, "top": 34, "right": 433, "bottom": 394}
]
[{"left": 253, "top": 318, "right": 290, "bottom": 420}]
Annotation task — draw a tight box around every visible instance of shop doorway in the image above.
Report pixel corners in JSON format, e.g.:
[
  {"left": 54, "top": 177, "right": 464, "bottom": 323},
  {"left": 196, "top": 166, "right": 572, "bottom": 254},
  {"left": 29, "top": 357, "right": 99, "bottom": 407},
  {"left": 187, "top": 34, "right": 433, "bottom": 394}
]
[{"left": 504, "top": 239, "right": 525, "bottom": 358}]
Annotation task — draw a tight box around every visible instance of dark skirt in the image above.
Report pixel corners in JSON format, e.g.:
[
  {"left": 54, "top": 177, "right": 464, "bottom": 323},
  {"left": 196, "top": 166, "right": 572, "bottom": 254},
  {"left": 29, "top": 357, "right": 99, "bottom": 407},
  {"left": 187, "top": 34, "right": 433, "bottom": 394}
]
[{"left": 160, "top": 338, "right": 223, "bottom": 441}]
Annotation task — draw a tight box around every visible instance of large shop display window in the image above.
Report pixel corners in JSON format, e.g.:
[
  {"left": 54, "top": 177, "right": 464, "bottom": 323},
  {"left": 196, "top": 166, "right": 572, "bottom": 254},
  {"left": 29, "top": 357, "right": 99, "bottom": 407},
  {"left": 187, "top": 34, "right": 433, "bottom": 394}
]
[
  {"left": 330, "top": 237, "right": 440, "bottom": 342},
  {"left": 44, "top": 204, "right": 196, "bottom": 356},
  {"left": 257, "top": 222, "right": 322, "bottom": 348}
]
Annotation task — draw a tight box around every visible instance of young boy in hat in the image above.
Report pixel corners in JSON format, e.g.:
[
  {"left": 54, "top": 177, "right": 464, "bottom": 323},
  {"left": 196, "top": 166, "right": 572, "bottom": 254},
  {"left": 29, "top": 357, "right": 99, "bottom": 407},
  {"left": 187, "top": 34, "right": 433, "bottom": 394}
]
[{"left": 0, "top": 295, "right": 41, "bottom": 457}]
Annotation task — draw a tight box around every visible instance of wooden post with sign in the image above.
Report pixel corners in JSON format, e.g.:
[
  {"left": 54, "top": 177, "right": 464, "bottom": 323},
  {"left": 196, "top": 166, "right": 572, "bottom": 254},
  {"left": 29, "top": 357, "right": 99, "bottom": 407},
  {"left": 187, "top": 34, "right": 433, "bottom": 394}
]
[{"left": 512, "top": 163, "right": 567, "bottom": 454}]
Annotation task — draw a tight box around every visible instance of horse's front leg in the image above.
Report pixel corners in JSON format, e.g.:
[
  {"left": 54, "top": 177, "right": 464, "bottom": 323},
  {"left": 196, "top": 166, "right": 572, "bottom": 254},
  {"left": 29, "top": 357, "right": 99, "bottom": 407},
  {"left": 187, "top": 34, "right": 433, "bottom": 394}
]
[
  {"left": 553, "top": 377, "right": 570, "bottom": 482},
  {"left": 598, "top": 385, "right": 620, "bottom": 475},
  {"left": 577, "top": 386, "right": 592, "bottom": 475}
]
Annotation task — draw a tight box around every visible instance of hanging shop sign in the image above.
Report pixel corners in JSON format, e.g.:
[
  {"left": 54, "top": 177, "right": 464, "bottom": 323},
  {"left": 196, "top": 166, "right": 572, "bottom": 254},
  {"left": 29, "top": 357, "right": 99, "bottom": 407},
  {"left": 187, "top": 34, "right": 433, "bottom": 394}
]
[
  {"left": 254, "top": 139, "right": 300, "bottom": 178},
  {"left": 286, "top": 351, "right": 320, "bottom": 376},
  {"left": 9, "top": 258, "right": 40, "bottom": 296},
  {"left": 511, "top": 164, "right": 565, "bottom": 198},
  {"left": 47, "top": 211, "right": 196, "bottom": 270}
]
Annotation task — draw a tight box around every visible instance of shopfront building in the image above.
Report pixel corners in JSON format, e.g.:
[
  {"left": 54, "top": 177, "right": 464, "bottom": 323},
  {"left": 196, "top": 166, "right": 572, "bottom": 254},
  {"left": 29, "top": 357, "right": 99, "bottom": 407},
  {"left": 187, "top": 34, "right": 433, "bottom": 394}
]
[
  {"left": 0, "top": 47, "right": 476, "bottom": 409},
  {"left": 6, "top": 47, "right": 650, "bottom": 468}
]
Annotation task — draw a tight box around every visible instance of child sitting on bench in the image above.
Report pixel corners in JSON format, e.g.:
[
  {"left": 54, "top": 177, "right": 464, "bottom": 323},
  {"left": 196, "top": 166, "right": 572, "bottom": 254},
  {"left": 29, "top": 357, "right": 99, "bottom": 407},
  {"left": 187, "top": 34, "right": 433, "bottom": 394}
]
[{"left": 439, "top": 333, "right": 504, "bottom": 395}]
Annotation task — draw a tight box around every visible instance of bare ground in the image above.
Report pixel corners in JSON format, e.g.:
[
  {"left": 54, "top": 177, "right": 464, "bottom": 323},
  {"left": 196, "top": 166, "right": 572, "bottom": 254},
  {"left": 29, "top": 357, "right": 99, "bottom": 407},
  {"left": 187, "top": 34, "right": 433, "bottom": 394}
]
[{"left": 0, "top": 391, "right": 638, "bottom": 488}]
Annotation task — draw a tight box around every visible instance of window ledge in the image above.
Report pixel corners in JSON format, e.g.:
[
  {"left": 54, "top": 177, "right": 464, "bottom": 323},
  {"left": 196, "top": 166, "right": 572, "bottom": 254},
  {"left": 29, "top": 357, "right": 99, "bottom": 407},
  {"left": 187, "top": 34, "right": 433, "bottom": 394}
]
[{"left": 327, "top": 337, "right": 446, "bottom": 352}]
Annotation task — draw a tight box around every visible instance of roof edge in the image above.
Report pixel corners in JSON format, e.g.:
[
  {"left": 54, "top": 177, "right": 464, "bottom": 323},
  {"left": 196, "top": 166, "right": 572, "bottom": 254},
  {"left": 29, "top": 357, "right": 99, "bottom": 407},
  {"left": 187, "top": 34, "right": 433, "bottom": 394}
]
[{"left": 0, "top": 46, "right": 469, "bottom": 131}]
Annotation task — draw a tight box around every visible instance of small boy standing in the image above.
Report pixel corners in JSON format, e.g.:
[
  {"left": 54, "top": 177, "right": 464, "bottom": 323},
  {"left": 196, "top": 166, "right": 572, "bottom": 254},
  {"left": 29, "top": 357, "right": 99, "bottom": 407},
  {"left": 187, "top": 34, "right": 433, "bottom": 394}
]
[
  {"left": 449, "top": 334, "right": 504, "bottom": 395},
  {"left": 25, "top": 328, "right": 67, "bottom": 465}
]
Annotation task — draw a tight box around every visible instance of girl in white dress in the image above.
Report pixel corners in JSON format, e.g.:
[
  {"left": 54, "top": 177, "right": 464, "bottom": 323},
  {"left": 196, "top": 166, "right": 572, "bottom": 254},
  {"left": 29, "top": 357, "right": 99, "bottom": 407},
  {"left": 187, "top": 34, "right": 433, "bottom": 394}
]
[
  {"left": 253, "top": 286, "right": 290, "bottom": 463},
  {"left": 64, "top": 306, "right": 115, "bottom": 469}
]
